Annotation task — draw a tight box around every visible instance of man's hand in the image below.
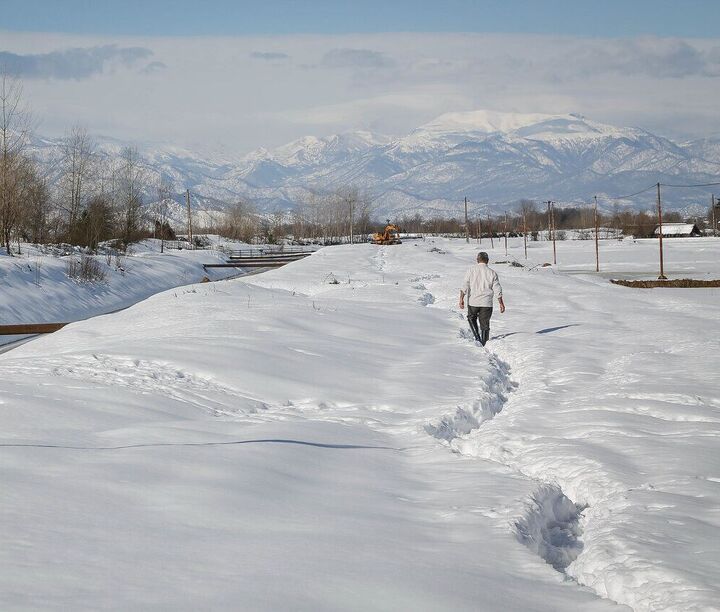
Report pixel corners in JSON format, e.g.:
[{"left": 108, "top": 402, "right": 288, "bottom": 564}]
[
  {"left": 499, "top": 297, "right": 506, "bottom": 314},
  {"left": 459, "top": 291, "right": 465, "bottom": 310}
]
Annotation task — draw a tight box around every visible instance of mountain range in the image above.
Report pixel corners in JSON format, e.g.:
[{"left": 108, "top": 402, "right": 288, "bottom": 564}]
[{"left": 30, "top": 110, "right": 720, "bottom": 219}]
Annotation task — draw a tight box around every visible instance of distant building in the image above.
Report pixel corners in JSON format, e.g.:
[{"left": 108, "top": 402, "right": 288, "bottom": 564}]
[{"left": 654, "top": 223, "right": 702, "bottom": 237}]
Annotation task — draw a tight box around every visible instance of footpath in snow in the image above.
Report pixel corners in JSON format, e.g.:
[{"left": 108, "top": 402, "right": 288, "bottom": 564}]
[{"left": 1, "top": 236, "right": 718, "bottom": 611}]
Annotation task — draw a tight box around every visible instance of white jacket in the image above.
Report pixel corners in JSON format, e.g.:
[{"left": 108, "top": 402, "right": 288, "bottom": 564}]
[{"left": 462, "top": 263, "right": 502, "bottom": 307}]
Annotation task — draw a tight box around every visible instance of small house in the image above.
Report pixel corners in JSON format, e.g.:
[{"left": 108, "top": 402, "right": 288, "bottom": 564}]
[{"left": 653, "top": 223, "right": 702, "bottom": 238}]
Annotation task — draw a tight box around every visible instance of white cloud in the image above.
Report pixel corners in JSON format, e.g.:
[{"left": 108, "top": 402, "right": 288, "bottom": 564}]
[
  {"left": 319, "top": 48, "right": 395, "bottom": 69},
  {"left": 1, "top": 31, "right": 718, "bottom": 152},
  {"left": 544, "top": 37, "right": 720, "bottom": 80},
  {"left": 0, "top": 44, "right": 154, "bottom": 79},
  {"left": 276, "top": 90, "right": 471, "bottom": 135},
  {"left": 250, "top": 51, "right": 290, "bottom": 61}
]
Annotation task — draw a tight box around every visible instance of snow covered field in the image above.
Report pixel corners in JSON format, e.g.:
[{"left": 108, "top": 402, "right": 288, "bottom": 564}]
[{"left": 1, "top": 236, "right": 718, "bottom": 610}]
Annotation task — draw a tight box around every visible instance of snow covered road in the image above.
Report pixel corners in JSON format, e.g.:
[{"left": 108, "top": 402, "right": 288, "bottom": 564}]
[{"left": 1, "top": 237, "right": 718, "bottom": 610}]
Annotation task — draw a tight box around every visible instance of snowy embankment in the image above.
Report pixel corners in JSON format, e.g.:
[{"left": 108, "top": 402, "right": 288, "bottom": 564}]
[
  {"left": 0, "top": 239, "right": 241, "bottom": 347},
  {"left": 448, "top": 238, "right": 720, "bottom": 611},
  {"left": 1, "top": 236, "right": 718, "bottom": 610}
]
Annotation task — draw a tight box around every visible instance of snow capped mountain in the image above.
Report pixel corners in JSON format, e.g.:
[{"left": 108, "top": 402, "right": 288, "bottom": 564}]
[
  {"left": 422, "top": 110, "right": 558, "bottom": 134},
  {"left": 28, "top": 111, "right": 720, "bottom": 218}
]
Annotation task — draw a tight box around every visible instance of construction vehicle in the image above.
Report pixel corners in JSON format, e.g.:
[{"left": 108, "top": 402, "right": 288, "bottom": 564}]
[{"left": 372, "top": 221, "right": 402, "bottom": 245}]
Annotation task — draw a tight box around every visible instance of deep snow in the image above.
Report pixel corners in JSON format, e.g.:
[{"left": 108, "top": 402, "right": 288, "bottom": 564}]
[{"left": 1, "top": 236, "right": 718, "bottom": 610}]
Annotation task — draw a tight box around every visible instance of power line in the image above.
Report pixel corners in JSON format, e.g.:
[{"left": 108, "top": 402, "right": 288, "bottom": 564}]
[
  {"left": 606, "top": 183, "right": 658, "bottom": 201},
  {"left": 659, "top": 181, "right": 720, "bottom": 188},
  {"left": 606, "top": 179, "right": 720, "bottom": 201}
]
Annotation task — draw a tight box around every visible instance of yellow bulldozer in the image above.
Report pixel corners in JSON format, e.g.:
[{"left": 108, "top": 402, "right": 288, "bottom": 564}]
[{"left": 372, "top": 222, "right": 402, "bottom": 245}]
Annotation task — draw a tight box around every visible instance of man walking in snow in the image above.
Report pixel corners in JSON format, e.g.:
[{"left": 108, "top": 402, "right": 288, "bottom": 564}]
[{"left": 459, "top": 251, "right": 505, "bottom": 346}]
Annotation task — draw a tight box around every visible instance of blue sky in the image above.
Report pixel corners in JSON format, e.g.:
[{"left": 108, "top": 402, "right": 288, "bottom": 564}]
[{"left": 2, "top": 0, "right": 720, "bottom": 38}]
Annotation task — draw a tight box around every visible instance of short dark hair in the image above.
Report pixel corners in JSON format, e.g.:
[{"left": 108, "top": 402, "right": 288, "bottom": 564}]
[{"left": 477, "top": 252, "right": 489, "bottom": 263}]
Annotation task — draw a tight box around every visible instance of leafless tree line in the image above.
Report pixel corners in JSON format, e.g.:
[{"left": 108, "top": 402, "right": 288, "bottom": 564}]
[
  {"left": 389, "top": 200, "right": 691, "bottom": 240},
  {"left": 0, "top": 72, "right": 173, "bottom": 255},
  {"left": 0, "top": 73, "right": 379, "bottom": 253},
  {"left": 216, "top": 188, "right": 374, "bottom": 244}
]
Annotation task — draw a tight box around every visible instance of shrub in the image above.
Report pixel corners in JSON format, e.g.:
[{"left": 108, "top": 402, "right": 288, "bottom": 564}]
[{"left": 66, "top": 255, "right": 107, "bottom": 283}]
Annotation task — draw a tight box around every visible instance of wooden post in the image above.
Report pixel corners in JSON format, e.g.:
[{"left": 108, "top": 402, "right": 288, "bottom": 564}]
[
  {"left": 594, "top": 195, "right": 600, "bottom": 272},
  {"left": 186, "top": 189, "right": 193, "bottom": 249},
  {"left": 465, "top": 197, "right": 469, "bottom": 243},
  {"left": 489, "top": 215, "right": 494, "bottom": 249},
  {"left": 657, "top": 183, "right": 667, "bottom": 280},
  {"left": 504, "top": 212, "right": 508, "bottom": 257},
  {"left": 160, "top": 196, "right": 166, "bottom": 254},
  {"left": 350, "top": 196, "right": 354, "bottom": 244},
  {"left": 546, "top": 201, "right": 552, "bottom": 243},
  {"left": 478, "top": 218, "right": 482, "bottom": 245},
  {"left": 523, "top": 211, "right": 528, "bottom": 259},
  {"left": 712, "top": 194, "right": 717, "bottom": 238},
  {"left": 550, "top": 202, "right": 557, "bottom": 266}
]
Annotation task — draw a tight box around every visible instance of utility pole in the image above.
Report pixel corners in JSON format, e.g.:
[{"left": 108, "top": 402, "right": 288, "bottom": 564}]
[
  {"left": 349, "top": 196, "right": 354, "bottom": 245},
  {"left": 594, "top": 195, "right": 600, "bottom": 272},
  {"left": 186, "top": 189, "right": 193, "bottom": 249},
  {"left": 546, "top": 201, "right": 551, "bottom": 242},
  {"left": 160, "top": 197, "right": 165, "bottom": 254},
  {"left": 523, "top": 211, "right": 528, "bottom": 259},
  {"left": 547, "top": 200, "right": 557, "bottom": 265},
  {"left": 489, "top": 215, "right": 494, "bottom": 249},
  {"left": 464, "top": 197, "right": 469, "bottom": 243},
  {"left": 712, "top": 194, "right": 717, "bottom": 238},
  {"left": 478, "top": 217, "right": 482, "bottom": 245},
  {"left": 504, "top": 211, "right": 508, "bottom": 257},
  {"left": 552, "top": 203, "right": 557, "bottom": 265},
  {"left": 656, "top": 183, "right": 667, "bottom": 280}
]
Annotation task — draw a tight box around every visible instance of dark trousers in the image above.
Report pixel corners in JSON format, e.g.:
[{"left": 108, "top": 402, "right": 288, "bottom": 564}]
[{"left": 468, "top": 305, "right": 493, "bottom": 343}]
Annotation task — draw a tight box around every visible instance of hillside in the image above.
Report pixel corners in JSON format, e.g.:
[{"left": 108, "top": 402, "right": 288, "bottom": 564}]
[{"left": 30, "top": 111, "right": 720, "bottom": 218}]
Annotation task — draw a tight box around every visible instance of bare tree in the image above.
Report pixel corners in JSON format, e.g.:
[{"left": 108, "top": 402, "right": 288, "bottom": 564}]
[
  {"left": 268, "top": 208, "right": 287, "bottom": 243},
  {"left": 292, "top": 192, "right": 324, "bottom": 242},
  {"left": 220, "top": 200, "right": 258, "bottom": 242},
  {"left": 353, "top": 190, "right": 374, "bottom": 241},
  {"left": 59, "top": 125, "right": 95, "bottom": 238},
  {"left": 117, "top": 146, "right": 146, "bottom": 245},
  {"left": 0, "top": 71, "right": 32, "bottom": 255},
  {"left": 17, "top": 160, "right": 49, "bottom": 244},
  {"left": 154, "top": 178, "right": 173, "bottom": 252}
]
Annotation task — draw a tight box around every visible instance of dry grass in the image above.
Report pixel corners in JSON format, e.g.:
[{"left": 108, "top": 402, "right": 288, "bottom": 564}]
[
  {"left": 65, "top": 255, "right": 107, "bottom": 283},
  {"left": 610, "top": 279, "right": 720, "bottom": 288}
]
